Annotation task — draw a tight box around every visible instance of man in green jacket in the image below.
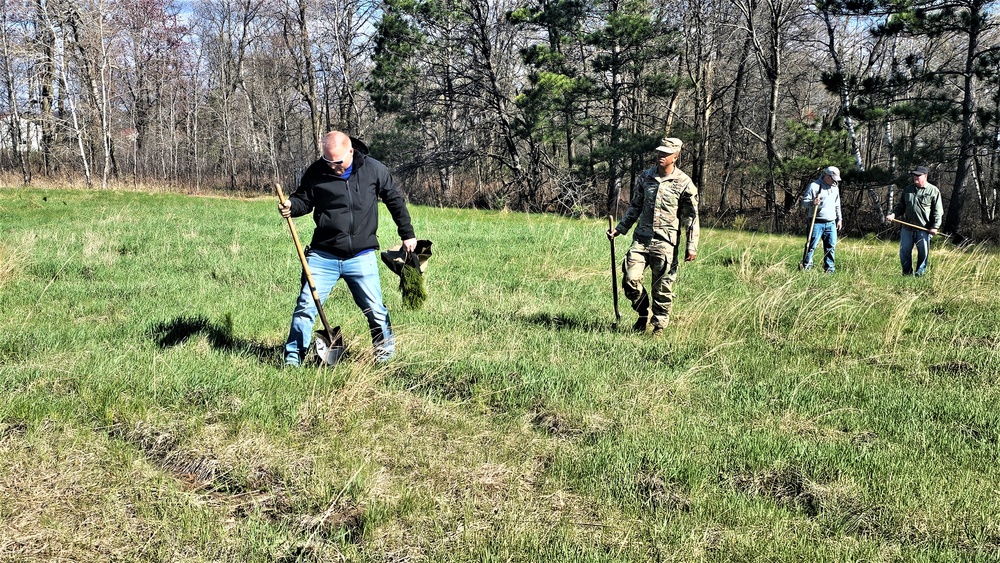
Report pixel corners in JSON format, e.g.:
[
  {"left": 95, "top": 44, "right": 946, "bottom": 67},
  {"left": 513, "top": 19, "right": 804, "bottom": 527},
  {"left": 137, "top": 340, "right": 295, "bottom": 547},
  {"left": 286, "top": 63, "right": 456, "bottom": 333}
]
[
  {"left": 885, "top": 166, "right": 943, "bottom": 276},
  {"left": 607, "top": 137, "right": 699, "bottom": 336}
]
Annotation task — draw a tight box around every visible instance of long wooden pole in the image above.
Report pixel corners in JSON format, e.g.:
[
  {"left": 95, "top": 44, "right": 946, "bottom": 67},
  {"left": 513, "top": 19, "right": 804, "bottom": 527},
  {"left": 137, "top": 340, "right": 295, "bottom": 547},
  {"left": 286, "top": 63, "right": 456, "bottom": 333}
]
[
  {"left": 275, "top": 183, "right": 337, "bottom": 343},
  {"left": 800, "top": 195, "right": 821, "bottom": 268},
  {"left": 888, "top": 217, "right": 950, "bottom": 237},
  {"left": 608, "top": 216, "right": 621, "bottom": 328}
]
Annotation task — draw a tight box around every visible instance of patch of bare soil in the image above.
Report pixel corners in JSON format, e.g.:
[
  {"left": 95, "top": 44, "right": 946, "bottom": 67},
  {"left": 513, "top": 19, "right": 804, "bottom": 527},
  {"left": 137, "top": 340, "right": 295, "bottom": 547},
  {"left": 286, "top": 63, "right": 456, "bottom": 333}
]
[
  {"left": 528, "top": 407, "right": 585, "bottom": 438},
  {"left": 0, "top": 422, "right": 27, "bottom": 441},
  {"left": 636, "top": 471, "right": 691, "bottom": 512},
  {"left": 930, "top": 360, "right": 978, "bottom": 376},
  {"left": 109, "top": 418, "right": 377, "bottom": 560},
  {"left": 297, "top": 500, "right": 366, "bottom": 543},
  {"left": 108, "top": 420, "right": 294, "bottom": 520},
  {"left": 823, "top": 499, "right": 899, "bottom": 539},
  {"left": 392, "top": 365, "right": 480, "bottom": 401},
  {"left": 723, "top": 466, "right": 825, "bottom": 517}
]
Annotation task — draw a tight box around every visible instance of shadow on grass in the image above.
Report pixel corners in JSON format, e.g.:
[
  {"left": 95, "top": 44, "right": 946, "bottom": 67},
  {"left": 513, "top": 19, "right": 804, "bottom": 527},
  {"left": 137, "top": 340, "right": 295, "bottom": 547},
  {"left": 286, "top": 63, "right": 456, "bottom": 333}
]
[
  {"left": 469, "top": 308, "right": 617, "bottom": 333},
  {"left": 520, "top": 311, "right": 616, "bottom": 333},
  {"left": 388, "top": 364, "right": 480, "bottom": 401},
  {"left": 148, "top": 314, "right": 282, "bottom": 366}
]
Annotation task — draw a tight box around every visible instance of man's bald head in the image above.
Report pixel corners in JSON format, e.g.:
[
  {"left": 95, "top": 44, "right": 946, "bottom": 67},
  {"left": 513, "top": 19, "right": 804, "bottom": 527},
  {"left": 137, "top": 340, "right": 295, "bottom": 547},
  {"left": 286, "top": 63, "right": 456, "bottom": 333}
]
[
  {"left": 323, "top": 131, "right": 351, "bottom": 151},
  {"left": 321, "top": 131, "right": 354, "bottom": 172}
]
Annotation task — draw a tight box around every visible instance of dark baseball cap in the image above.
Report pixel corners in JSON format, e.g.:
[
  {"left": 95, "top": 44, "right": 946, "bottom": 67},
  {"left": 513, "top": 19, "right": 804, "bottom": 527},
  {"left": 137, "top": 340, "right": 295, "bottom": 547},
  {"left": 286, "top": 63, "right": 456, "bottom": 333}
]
[{"left": 910, "top": 166, "right": 929, "bottom": 176}]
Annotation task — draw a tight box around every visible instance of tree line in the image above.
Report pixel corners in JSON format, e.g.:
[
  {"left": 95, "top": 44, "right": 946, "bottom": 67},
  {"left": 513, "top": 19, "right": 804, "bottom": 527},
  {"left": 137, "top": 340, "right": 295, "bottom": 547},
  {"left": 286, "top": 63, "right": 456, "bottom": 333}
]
[{"left": 1, "top": 0, "right": 998, "bottom": 238}]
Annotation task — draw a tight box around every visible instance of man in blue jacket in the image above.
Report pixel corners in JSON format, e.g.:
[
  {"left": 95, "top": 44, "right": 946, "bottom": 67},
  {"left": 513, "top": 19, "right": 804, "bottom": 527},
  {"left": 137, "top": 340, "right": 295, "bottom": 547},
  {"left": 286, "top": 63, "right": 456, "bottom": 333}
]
[
  {"left": 278, "top": 131, "right": 416, "bottom": 365},
  {"left": 799, "top": 166, "right": 843, "bottom": 273}
]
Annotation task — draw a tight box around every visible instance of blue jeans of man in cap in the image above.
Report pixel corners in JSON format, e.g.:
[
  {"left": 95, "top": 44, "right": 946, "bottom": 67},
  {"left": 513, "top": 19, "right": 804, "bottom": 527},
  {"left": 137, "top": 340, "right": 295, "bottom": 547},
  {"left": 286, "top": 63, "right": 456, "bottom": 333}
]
[
  {"left": 899, "top": 226, "right": 931, "bottom": 276},
  {"left": 802, "top": 221, "right": 837, "bottom": 273},
  {"left": 284, "top": 248, "right": 394, "bottom": 365}
]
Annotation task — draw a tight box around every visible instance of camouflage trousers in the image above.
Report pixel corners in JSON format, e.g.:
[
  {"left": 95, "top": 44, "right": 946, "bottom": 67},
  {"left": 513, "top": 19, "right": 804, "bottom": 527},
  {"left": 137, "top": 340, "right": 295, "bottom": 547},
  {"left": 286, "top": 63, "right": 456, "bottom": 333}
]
[{"left": 622, "top": 238, "right": 679, "bottom": 329}]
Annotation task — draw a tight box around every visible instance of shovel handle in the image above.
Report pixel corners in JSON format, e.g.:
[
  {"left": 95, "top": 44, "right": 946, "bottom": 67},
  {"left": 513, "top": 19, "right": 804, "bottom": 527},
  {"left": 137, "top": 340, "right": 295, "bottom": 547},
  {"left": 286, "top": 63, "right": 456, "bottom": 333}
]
[
  {"left": 276, "top": 184, "right": 309, "bottom": 274},
  {"left": 887, "top": 217, "right": 949, "bottom": 237},
  {"left": 608, "top": 215, "right": 621, "bottom": 326},
  {"left": 801, "top": 194, "right": 821, "bottom": 265},
  {"left": 275, "top": 183, "right": 335, "bottom": 340}
]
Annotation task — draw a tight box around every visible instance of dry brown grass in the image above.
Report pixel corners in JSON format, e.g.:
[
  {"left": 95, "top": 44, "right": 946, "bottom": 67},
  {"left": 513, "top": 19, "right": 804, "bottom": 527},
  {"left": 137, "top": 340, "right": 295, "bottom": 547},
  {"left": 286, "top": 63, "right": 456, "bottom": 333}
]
[
  {"left": 286, "top": 377, "right": 634, "bottom": 559},
  {"left": 0, "top": 423, "right": 159, "bottom": 560},
  {"left": 0, "top": 240, "right": 26, "bottom": 289},
  {"left": 34, "top": 366, "right": 630, "bottom": 560}
]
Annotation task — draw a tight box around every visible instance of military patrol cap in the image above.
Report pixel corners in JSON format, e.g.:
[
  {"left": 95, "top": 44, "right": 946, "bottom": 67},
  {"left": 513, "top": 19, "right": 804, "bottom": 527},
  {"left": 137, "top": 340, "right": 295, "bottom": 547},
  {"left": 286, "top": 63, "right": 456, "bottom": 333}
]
[{"left": 655, "top": 137, "right": 683, "bottom": 154}]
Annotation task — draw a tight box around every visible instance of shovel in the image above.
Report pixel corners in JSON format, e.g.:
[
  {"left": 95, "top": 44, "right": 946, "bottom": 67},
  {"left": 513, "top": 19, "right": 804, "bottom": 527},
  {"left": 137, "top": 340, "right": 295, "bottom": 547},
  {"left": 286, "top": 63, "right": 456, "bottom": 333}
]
[
  {"left": 275, "top": 183, "right": 344, "bottom": 365},
  {"left": 799, "top": 195, "right": 821, "bottom": 269},
  {"left": 608, "top": 216, "right": 621, "bottom": 328}
]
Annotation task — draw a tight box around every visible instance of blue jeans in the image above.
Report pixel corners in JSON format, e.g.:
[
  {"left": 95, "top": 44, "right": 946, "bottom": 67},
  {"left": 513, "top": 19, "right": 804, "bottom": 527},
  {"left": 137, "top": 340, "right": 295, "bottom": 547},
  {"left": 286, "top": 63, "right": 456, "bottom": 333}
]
[
  {"left": 899, "top": 227, "right": 931, "bottom": 275},
  {"left": 284, "top": 248, "right": 394, "bottom": 365},
  {"left": 802, "top": 221, "right": 837, "bottom": 272}
]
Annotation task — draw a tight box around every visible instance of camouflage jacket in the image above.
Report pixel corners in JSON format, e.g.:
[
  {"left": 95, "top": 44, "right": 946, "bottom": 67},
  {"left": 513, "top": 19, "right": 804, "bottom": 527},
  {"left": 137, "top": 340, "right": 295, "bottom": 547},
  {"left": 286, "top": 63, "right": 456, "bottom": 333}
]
[{"left": 615, "top": 166, "right": 700, "bottom": 255}]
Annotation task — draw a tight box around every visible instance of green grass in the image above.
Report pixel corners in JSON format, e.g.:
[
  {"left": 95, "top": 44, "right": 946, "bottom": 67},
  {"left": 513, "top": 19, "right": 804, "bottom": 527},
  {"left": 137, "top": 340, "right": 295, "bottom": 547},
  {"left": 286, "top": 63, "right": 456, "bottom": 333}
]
[{"left": 2, "top": 187, "right": 999, "bottom": 561}]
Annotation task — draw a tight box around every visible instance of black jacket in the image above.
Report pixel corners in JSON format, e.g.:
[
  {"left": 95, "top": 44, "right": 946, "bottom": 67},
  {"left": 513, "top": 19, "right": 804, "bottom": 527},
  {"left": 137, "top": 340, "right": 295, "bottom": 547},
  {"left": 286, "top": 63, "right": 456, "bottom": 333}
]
[{"left": 289, "top": 138, "right": 415, "bottom": 258}]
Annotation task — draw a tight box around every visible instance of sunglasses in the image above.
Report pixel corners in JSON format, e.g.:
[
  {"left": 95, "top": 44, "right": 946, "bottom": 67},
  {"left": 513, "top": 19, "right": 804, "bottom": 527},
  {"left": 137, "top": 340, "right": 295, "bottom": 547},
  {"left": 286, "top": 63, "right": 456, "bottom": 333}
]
[{"left": 322, "top": 155, "right": 345, "bottom": 166}]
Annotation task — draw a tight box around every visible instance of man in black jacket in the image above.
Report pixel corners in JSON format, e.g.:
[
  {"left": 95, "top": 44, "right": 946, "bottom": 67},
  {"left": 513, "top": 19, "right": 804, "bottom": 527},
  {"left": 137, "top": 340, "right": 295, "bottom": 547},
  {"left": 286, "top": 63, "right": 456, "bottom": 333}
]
[{"left": 279, "top": 131, "right": 416, "bottom": 365}]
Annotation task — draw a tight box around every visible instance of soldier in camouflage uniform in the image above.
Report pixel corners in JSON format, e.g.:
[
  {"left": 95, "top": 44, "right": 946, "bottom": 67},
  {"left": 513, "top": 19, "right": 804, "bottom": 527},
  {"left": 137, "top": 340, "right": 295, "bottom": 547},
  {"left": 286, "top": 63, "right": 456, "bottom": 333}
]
[{"left": 607, "top": 137, "right": 699, "bottom": 336}]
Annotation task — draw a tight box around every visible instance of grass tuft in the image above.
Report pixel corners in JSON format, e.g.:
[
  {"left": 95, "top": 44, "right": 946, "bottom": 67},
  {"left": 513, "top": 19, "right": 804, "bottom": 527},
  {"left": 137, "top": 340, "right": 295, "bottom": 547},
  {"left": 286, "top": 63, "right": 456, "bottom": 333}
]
[
  {"left": 0, "top": 240, "right": 26, "bottom": 289},
  {"left": 724, "top": 465, "right": 829, "bottom": 517},
  {"left": 400, "top": 263, "right": 427, "bottom": 310}
]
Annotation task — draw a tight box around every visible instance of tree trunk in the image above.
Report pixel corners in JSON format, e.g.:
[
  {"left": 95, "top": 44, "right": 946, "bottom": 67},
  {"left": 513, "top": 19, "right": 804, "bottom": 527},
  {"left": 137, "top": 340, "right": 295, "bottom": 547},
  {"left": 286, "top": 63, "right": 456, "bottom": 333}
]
[
  {"left": 944, "top": 10, "right": 981, "bottom": 236},
  {"left": 973, "top": 155, "right": 989, "bottom": 222},
  {"left": 990, "top": 88, "right": 1000, "bottom": 222},
  {"left": 693, "top": 60, "right": 713, "bottom": 194},
  {"left": 820, "top": 5, "right": 883, "bottom": 220},
  {"left": 33, "top": 0, "right": 55, "bottom": 176},
  {"left": 719, "top": 34, "right": 752, "bottom": 215},
  {"left": 65, "top": 3, "right": 117, "bottom": 187},
  {"left": 0, "top": 9, "right": 30, "bottom": 185},
  {"left": 606, "top": 43, "right": 624, "bottom": 216},
  {"left": 285, "top": 0, "right": 321, "bottom": 153},
  {"left": 765, "top": 67, "right": 780, "bottom": 223},
  {"left": 39, "top": 6, "right": 92, "bottom": 187}
]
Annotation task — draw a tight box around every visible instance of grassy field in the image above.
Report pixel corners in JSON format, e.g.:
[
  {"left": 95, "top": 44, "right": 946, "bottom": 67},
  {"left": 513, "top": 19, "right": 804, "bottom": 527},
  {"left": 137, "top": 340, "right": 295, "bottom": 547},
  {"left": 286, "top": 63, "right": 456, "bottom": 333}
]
[{"left": 1, "top": 187, "right": 999, "bottom": 562}]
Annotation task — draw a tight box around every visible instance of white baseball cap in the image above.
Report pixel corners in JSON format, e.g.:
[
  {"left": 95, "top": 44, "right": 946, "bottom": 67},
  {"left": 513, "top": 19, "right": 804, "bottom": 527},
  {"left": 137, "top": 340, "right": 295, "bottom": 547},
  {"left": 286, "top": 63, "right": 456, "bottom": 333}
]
[{"left": 654, "top": 137, "right": 683, "bottom": 154}]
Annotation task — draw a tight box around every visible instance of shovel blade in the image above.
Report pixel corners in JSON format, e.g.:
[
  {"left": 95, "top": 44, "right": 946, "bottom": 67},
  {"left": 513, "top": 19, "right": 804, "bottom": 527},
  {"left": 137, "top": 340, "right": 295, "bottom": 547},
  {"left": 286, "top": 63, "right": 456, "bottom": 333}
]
[{"left": 314, "top": 326, "right": 345, "bottom": 366}]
